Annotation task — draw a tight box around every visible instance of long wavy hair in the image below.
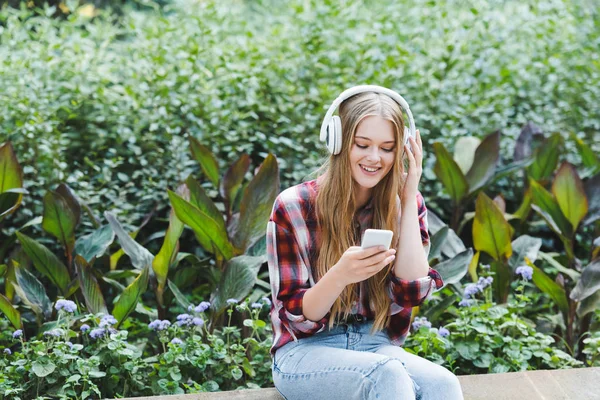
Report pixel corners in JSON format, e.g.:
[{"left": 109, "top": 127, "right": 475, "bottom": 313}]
[{"left": 315, "top": 91, "right": 407, "bottom": 332}]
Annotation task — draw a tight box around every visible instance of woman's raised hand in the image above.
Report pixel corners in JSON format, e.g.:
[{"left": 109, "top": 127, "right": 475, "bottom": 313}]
[
  {"left": 402, "top": 129, "right": 423, "bottom": 201},
  {"left": 331, "top": 246, "right": 396, "bottom": 286}
]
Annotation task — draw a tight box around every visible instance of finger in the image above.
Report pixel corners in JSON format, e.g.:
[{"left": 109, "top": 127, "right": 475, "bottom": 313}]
[
  {"left": 356, "top": 245, "right": 388, "bottom": 259},
  {"left": 410, "top": 136, "right": 422, "bottom": 166},
  {"left": 365, "top": 255, "right": 396, "bottom": 274},
  {"left": 416, "top": 129, "right": 422, "bottom": 149},
  {"left": 363, "top": 249, "right": 396, "bottom": 266},
  {"left": 404, "top": 144, "right": 416, "bottom": 167}
]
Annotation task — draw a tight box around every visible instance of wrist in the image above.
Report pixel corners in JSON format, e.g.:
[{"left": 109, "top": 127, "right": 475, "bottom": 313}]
[{"left": 327, "top": 263, "right": 349, "bottom": 290}]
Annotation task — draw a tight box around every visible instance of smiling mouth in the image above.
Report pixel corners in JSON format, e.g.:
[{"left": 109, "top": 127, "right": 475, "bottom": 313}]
[{"left": 360, "top": 164, "right": 381, "bottom": 173}]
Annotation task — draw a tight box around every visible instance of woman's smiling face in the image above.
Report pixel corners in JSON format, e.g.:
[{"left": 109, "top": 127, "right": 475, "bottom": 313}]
[{"left": 349, "top": 115, "right": 397, "bottom": 193}]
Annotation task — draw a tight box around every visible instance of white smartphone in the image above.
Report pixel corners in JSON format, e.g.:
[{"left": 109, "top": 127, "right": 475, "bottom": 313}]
[{"left": 361, "top": 229, "right": 394, "bottom": 250}]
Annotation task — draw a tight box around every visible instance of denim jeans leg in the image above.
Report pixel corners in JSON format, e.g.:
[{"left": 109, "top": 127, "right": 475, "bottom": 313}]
[
  {"left": 374, "top": 346, "right": 464, "bottom": 400},
  {"left": 273, "top": 334, "right": 416, "bottom": 400}
]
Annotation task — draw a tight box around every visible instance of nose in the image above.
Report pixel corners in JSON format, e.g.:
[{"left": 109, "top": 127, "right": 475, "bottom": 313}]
[{"left": 366, "top": 147, "right": 381, "bottom": 163}]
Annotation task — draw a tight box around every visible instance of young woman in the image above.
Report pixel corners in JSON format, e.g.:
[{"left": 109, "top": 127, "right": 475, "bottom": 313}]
[{"left": 266, "top": 86, "right": 464, "bottom": 400}]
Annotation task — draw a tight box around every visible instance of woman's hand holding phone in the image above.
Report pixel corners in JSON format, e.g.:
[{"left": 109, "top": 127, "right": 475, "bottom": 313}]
[{"left": 331, "top": 246, "right": 396, "bottom": 286}]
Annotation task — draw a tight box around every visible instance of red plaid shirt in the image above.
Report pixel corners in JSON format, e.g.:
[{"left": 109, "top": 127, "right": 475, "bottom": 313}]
[{"left": 266, "top": 179, "right": 444, "bottom": 355}]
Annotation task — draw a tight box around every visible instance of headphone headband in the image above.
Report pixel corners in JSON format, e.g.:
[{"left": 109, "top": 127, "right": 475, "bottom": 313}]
[{"left": 319, "top": 85, "right": 416, "bottom": 148}]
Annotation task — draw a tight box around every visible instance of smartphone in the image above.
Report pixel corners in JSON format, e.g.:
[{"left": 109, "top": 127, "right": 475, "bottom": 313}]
[{"left": 361, "top": 229, "right": 394, "bottom": 250}]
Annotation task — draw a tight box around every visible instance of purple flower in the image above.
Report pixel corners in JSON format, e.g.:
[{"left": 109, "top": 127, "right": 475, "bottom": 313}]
[
  {"left": 148, "top": 319, "right": 171, "bottom": 331},
  {"left": 192, "top": 317, "right": 204, "bottom": 327},
  {"left": 226, "top": 299, "right": 239, "bottom": 305},
  {"left": 515, "top": 266, "right": 533, "bottom": 281},
  {"left": 43, "top": 329, "right": 62, "bottom": 338},
  {"left": 55, "top": 299, "right": 77, "bottom": 313},
  {"left": 80, "top": 324, "right": 90, "bottom": 332},
  {"left": 251, "top": 302, "right": 263, "bottom": 309},
  {"left": 4, "top": 348, "right": 11, "bottom": 355},
  {"left": 188, "top": 305, "right": 194, "bottom": 312},
  {"left": 194, "top": 301, "right": 211, "bottom": 313},
  {"left": 89, "top": 328, "right": 106, "bottom": 340},
  {"left": 464, "top": 284, "right": 480, "bottom": 299},
  {"left": 99, "top": 315, "right": 117, "bottom": 328},
  {"left": 261, "top": 297, "right": 272, "bottom": 307},
  {"left": 170, "top": 338, "right": 183, "bottom": 345},
  {"left": 458, "top": 298, "right": 472, "bottom": 307},
  {"left": 438, "top": 327, "right": 450, "bottom": 337},
  {"left": 477, "top": 276, "right": 493, "bottom": 290},
  {"left": 412, "top": 317, "right": 432, "bottom": 331},
  {"left": 176, "top": 314, "right": 193, "bottom": 326},
  {"left": 65, "top": 342, "right": 74, "bottom": 349},
  {"left": 12, "top": 330, "right": 23, "bottom": 339}
]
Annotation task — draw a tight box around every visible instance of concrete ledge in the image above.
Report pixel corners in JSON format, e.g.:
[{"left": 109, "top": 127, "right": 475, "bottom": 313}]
[{"left": 121, "top": 367, "right": 600, "bottom": 400}]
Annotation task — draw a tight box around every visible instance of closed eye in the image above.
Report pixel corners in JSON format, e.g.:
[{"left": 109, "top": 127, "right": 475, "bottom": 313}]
[{"left": 356, "top": 144, "right": 395, "bottom": 153}]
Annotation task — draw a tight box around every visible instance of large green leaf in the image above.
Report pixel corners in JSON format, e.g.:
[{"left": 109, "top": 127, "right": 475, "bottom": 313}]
[
  {"left": 220, "top": 154, "right": 250, "bottom": 213},
  {"left": 55, "top": 184, "right": 81, "bottom": 226},
  {"left": 472, "top": 193, "right": 512, "bottom": 261},
  {"left": 75, "top": 255, "right": 108, "bottom": 315},
  {"left": 15, "top": 232, "right": 70, "bottom": 295},
  {"left": 529, "top": 179, "right": 573, "bottom": 237},
  {"left": 189, "top": 137, "right": 220, "bottom": 188},
  {"left": 233, "top": 154, "right": 280, "bottom": 251},
  {"left": 453, "top": 136, "right": 480, "bottom": 175},
  {"left": 0, "top": 293, "right": 21, "bottom": 329},
  {"left": 423, "top": 293, "right": 458, "bottom": 321},
  {"left": 570, "top": 258, "right": 600, "bottom": 302},
  {"left": 433, "top": 248, "right": 473, "bottom": 285},
  {"left": 465, "top": 131, "right": 500, "bottom": 195},
  {"left": 583, "top": 173, "right": 600, "bottom": 226},
  {"left": 552, "top": 162, "right": 588, "bottom": 230},
  {"left": 491, "top": 260, "right": 512, "bottom": 304},
  {"left": 12, "top": 264, "right": 52, "bottom": 320},
  {"left": 432, "top": 142, "right": 469, "bottom": 204},
  {"left": 0, "top": 142, "right": 24, "bottom": 221},
  {"left": 571, "top": 133, "right": 600, "bottom": 170},
  {"left": 212, "top": 255, "right": 265, "bottom": 313},
  {"left": 168, "top": 279, "right": 191, "bottom": 310},
  {"left": 105, "top": 212, "right": 154, "bottom": 271},
  {"left": 153, "top": 184, "right": 186, "bottom": 291},
  {"left": 508, "top": 235, "right": 542, "bottom": 271},
  {"left": 42, "top": 190, "right": 78, "bottom": 255},
  {"left": 112, "top": 266, "right": 149, "bottom": 328},
  {"left": 513, "top": 122, "right": 544, "bottom": 162},
  {"left": 428, "top": 225, "right": 448, "bottom": 262},
  {"left": 577, "top": 290, "right": 600, "bottom": 318},
  {"left": 75, "top": 225, "right": 115, "bottom": 263},
  {"left": 530, "top": 263, "right": 569, "bottom": 317},
  {"left": 168, "top": 190, "right": 235, "bottom": 259},
  {"left": 186, "top": 176, "right": 225, "bottom": 230},
  {"left": 427, "top": 211, "right": 466, "bottom": 259},
  {"left": 527, "top": 133, "right": 562, "bottom": 181}
]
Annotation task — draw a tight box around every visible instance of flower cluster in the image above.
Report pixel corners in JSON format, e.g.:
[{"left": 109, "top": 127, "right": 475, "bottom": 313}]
[
  {"left": 189, "top": 301, "right": 211, "bottom": 313},
  {"left": 515, "top": 265, "right": 533, "bottom": 281},
  {"left": 176, "top": 313, "right": 204, "bottom": 327},
  {"left": 43, "top": 329, "right": 62, "bottom": 338},
  {"left": 226, "top": 298, "right": 239, "bottom": 305},
  {"left": 88, "top": 315, "right": 118, "bottom": 340},
  {"left": 411, "top": 316, "right": 450, "bottom": 338},
  {"left": 148, "top": 319, "right": 171, "bottom": 331},
  {"left": 459, "top": 276, "right": 494, "bottom": 307},
  {"left": 12, "top": 330, "right": 22, "bottom": 339},
  {"left": 55, "top": 299, "right": 77, "bottom": 313}
]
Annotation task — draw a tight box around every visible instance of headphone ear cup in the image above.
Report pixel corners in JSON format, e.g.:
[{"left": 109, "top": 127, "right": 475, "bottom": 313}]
[
  {"left": 331, "top": 116, "right": 342, "bottom": 155},
  {"left": 325, "top": 118, "right": 336, "bottom": 154}
]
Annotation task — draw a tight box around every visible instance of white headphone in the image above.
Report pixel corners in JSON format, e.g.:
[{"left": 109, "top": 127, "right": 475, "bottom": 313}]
[{"left": 319, "top": 85, "right": 416, "bottom": 155}]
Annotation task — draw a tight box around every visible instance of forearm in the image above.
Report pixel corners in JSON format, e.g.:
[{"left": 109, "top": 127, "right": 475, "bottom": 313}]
[
  {"left": 394, "top": 197, "right": 430, "bottom": 280},
  {"left": 302, "top": 269, "right": 345, "bottom": 321}
]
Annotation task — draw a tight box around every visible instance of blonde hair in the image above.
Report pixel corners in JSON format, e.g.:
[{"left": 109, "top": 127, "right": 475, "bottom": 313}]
[{"left": 314, "top": 91, "right": 407, "bottom": 332}]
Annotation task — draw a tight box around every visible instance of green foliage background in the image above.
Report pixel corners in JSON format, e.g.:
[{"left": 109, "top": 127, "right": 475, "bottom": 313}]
[{"left": 1, "top": 0, "right": 598, "bottom": 229}]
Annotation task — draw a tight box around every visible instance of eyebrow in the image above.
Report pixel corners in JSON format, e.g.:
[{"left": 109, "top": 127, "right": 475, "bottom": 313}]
[{"left": 355, "top": 136, "right": 396, "bottom": 144}]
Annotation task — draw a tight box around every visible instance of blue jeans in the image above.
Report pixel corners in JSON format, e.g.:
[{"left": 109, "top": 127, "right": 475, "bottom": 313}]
[{"left": 272, "top": 321, "right": 463, "bottom": 400}]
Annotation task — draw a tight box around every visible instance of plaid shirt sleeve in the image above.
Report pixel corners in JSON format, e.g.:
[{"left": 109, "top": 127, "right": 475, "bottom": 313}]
[
  {"left": 388, "top": 192, "right": 444, "bottom": 308},
  {"left": 267, "top": 197, "right": 327, "bottom": 340}
]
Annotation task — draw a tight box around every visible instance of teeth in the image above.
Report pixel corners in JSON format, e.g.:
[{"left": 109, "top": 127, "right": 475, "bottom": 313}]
[{"left": 361, "top": 165, "right": 379, "bottom": 172}]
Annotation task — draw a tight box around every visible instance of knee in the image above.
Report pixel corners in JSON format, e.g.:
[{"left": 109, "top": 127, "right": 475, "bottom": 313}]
[
  {"left": 368, "top": 359, "right": 416, "bottom": 400},
  {"left": 426, "top": 366, "right": 463, "bottom": 398}
]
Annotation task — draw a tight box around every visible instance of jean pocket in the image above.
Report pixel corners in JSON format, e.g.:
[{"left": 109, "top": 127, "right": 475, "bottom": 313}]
[{"left": 273, "top": 340, "right": 300, "bottom": 370}]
